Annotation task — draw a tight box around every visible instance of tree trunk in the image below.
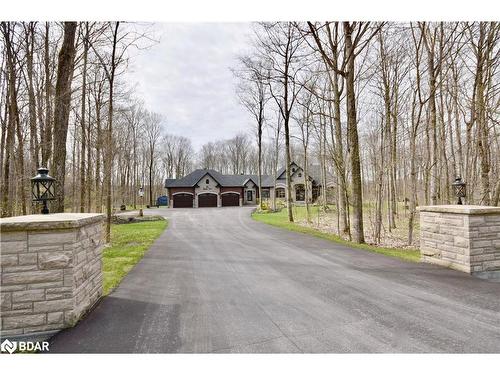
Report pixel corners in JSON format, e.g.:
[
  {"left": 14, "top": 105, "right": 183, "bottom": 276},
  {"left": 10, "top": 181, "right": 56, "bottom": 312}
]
[
  {"left": 258, "top": 101, "right": 263, "bottom": 210},
  {"left": 303, "top": 146, "right": 310, "bottom": 223},
  {"left": 25, "top": 22, "right": 39, "bottom": 174},
  {"left": 375, "top": 116, "right": 384, "bottom": 244},
  {"left": 408, "top": 121, "right": 419, "bottom": 246},
  {"left": 1, "top": 23, "right": 19, "bottom": 217},
  {"left": 284, "top": 115, "right": 293, "bottom": 222},
  {"left": 272, "top": 121, "right": 280, "bottom": 211},
  {"left": 105, "top": 22, "right": 120, "bottom": 242},
  {"left": 15, "top": 100, "right": 27, "bottom": 215},
  {"left": 41, "top": 22, "right": 52, "bottom": 167},
  {"left": 86, "top": 88, "right": 92, "bottom": 211},
  {"left": 475, "top": 24, "right": 491, "bottom": 205},
  {"left": 422, "top": 24, "right": 440, "bottom": 205},
  {"left": 52, "top": 21, "right": 77, "bottom": 212},
  {"left": 343, "top": 22, "right": 364, "bottom": 243},
  {"left": 149, "top": 154, "right": 154, "bottom": 207},
  {"left": 80, "top": 23, "right": 89, "bottom": 213},
  {"left": 95, "top": 84, "right": 102, "bottom": 213}
]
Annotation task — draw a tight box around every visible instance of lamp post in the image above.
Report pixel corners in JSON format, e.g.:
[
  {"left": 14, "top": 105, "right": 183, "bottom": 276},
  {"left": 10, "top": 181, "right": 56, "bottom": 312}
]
[
  {"left": 31, "top": 167, "right": 56, "bottom": 214},
  {"left": 138, "top": 187, "right": 144, "bottom": 217},
  {"left": 452, "top": 176, "right": 466, "bottom": 205}
]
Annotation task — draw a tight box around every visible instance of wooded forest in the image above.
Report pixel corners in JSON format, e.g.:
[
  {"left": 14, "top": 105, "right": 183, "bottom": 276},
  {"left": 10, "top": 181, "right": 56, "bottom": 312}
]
[{"left": 1, "top": 21, "right": 499, "bottom": 246}]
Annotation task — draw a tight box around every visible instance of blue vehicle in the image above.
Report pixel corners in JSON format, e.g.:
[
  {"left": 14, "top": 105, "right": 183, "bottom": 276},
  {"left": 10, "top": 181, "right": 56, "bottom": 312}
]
[{"left": 156, "top": 195, "right": 169, "bottom": 207}]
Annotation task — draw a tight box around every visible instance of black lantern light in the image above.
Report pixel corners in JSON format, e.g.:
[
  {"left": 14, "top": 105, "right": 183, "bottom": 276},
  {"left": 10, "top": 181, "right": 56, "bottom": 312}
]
[
  {"left": 138, "top": 187, "right": 145, "bottom": 217},
  {"left": 452, "top": 176, "right": 466, "bottom": 205},
  {"left": 31, "top": 167, "right": 55, "bottom": 214}
]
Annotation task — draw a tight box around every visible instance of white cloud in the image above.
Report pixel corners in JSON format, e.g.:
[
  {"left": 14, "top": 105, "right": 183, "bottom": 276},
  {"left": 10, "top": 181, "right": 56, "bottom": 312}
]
[{"left": 125, "top": 23, "right": 256, "bottom": 150}]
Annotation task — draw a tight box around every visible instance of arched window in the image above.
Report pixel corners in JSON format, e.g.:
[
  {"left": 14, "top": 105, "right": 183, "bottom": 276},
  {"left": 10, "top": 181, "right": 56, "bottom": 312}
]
[
  {"left": 205, "top": 179, "right": 209, "bottom": 184},
  {"left": 276, "top": 188, "right": 285, "bottom": 198}
]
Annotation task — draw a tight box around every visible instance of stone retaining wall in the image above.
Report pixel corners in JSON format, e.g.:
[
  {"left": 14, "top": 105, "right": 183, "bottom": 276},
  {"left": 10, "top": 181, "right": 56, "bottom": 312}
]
[
  {"left": 418, "top": 205, "right": 500, "bottom": 279},
  {"left": 0, "top": 213, "right": 105, "bottom": 339}
]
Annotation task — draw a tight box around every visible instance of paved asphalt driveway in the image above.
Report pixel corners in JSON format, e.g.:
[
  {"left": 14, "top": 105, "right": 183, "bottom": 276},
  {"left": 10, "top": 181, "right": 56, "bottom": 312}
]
[{"left": 50, "top": 207, "right": 500, "bottom": 353}]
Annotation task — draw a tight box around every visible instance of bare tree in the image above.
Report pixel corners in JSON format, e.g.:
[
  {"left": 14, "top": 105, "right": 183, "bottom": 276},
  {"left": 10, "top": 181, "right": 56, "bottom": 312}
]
[
  {"left": 306, "top": 21, "right": 351, "bottom": 237},
  {"left": 1, "top": 22, "right": 21, "bottom": 217},
  {"left": 254, "top": 22, "right": 306, "bottom": 222},
  {"left": 234, "top": 55, "right": 269, "bottom": 209},
  {"left": 88, "top": 21, "right": 151, "bottom": 240},
  {"left": 143, "top": 111, "right": 162, "bottom": 207}
]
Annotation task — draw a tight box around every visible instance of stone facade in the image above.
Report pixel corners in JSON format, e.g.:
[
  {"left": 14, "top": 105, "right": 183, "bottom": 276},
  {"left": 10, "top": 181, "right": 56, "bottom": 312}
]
[
  {"left": 194, "top": 173, "right": 220, "bottom": 208},
  {"left": 418, "top": 205, "right": 500, "bottom": 279},
  {"left": 0, "top": 213, "right": 105, "bottom": 338}
]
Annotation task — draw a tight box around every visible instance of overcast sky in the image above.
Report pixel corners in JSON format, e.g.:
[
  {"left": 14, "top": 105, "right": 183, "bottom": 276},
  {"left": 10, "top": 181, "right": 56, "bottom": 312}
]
[{"left": 125, "top": 23, "right": 255, "bottom": 150}]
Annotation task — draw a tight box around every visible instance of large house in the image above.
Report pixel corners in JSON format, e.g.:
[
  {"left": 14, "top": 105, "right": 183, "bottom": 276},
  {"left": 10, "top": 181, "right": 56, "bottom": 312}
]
[{"left": 164, "top": 162, "right": 321, "bottom": 208}]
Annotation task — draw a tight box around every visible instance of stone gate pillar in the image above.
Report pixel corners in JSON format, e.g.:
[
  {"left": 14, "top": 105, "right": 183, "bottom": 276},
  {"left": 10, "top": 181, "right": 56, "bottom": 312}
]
[
  {"left": 418, "top": 205, "right": 500, "bottom": 280},
  {"left": 0, "top": 213, "right": 105, "bottom": 340}
]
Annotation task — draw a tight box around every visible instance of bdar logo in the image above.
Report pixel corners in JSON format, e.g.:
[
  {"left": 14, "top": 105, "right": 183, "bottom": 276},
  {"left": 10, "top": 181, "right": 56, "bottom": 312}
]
[{"left": 1, "top": 339, "right": 17, "bottom": 354}]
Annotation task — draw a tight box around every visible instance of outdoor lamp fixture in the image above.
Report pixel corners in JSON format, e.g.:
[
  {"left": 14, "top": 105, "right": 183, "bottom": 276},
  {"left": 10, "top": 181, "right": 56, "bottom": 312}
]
[
  {"left": 31, "top": 167, "right": 56, "bottom": 214},
  {"left": 138, "top": 187, "right": 145, "bottom": 217},
  {"left": 452, "top": 176, "right": 466, "bottom": 205}
]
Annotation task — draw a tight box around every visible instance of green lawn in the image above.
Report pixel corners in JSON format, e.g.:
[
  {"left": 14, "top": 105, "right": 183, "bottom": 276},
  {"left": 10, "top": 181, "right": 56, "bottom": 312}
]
[
  {"left": 103, "top": 219, "right": 168, "bottom": 295},
  {"left": 252, "top": 208, "right": 420, "bottom": 262}
]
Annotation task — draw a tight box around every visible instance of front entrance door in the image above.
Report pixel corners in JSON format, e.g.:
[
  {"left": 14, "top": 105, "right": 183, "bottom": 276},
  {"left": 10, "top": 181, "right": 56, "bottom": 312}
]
[{"left": 246, "top": 190, "right": 253, "bottom": 202}]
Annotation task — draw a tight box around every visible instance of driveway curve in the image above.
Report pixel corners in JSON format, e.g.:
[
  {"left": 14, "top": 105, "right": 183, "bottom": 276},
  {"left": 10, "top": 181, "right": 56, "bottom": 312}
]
[{"left": 49, "top": 207, "right": 500, "bottom": 353}]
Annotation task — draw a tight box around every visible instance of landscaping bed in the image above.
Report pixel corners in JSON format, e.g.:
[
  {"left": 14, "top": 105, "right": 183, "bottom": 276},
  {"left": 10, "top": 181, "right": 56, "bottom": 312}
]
[{"left": 111, "top": 214, "right": 166, "bottom": 224}]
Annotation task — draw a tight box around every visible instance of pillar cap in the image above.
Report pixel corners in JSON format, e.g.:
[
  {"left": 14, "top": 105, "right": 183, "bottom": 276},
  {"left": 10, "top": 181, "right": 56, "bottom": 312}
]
[
  {"left": 0, "top": 213, "right": 106, "bottom": 232},
  {"left": 417, "top": 205, "right": 500, "bottom": 215}
]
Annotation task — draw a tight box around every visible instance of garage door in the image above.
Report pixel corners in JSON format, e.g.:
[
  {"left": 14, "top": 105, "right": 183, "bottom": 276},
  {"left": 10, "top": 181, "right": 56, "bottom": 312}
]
[
  {"left": 222, "top": 193, "right": 239, "bottom": 206},
  {"left": 173, "top": 193, "right": 193, "bottom": 208},
  {"left": 198, "top": 193, "right": 217, "bottom": 207}
]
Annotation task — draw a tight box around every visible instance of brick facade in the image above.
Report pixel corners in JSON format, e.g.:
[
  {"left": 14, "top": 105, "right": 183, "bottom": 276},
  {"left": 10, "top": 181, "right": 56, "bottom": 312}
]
[
  {"left": 168, "top": 187, "right": 195, "bottom": 201},
  {"left": 220, "top": 187, "right": 243, "bottom": 195}
]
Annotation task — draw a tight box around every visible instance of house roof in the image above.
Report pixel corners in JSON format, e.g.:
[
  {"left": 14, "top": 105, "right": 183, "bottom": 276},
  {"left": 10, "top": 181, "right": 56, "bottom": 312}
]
[
  {"left": 276, "top": 161, "right": 303, "bottom": 180},
  {"left": 164, "top": 162, "right": 328, "bottom": 189},
  {"left": 165, "top": 169, "right": 276, "bottom": 188},
  {"left": 276, "top": 161, "right": 320, "bottom": 184}
]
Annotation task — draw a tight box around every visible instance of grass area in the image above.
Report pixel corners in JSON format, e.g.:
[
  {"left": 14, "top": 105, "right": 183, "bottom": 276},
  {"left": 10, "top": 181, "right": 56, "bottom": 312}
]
[
  {"left": 252, "top": 208, "right": 420, "bottom": 262},
  {"left": 103, "top": 219, "right": 168, "bottom": 295}
]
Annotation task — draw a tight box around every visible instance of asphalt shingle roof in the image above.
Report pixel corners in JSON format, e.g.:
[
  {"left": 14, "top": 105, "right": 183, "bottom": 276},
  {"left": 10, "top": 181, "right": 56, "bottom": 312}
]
[
  {"left": 164, "top": 162, "right": 323, "bottom": 189},
  {"left": 165, "top": 169, "right": 276, "bottom": 188}
]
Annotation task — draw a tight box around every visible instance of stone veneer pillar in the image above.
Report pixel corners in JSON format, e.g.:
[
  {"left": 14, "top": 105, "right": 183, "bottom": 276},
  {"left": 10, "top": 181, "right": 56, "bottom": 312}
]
[
  {"left": 0, "top": 213, "right": 105, "bottom": 339},
  {"left": 418, "top": 205, "right": 500, "bottom": 279}
]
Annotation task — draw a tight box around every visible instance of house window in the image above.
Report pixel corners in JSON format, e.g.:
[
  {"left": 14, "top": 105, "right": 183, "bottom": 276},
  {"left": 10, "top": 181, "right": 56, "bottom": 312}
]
[
  {"left": 295, "top": 184, "right": 305, "bottom": 201},
  {"left": 292, "top": 168, "right": 296, "bottom": 172},
  {"left": 262, "top": 189, "right": 270, "bottom": 199},
  {"left": 276, "top": 188, "right": 285, "bottom": 198},
  {"left": 247, "top": 190, "right": 253, "bottom": 201},
  {"left": 298, "top": 172, "right": 302, "bottom": 177},
  {"left": 205, "top": 179, "right": 209, "bottom": 184}
]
